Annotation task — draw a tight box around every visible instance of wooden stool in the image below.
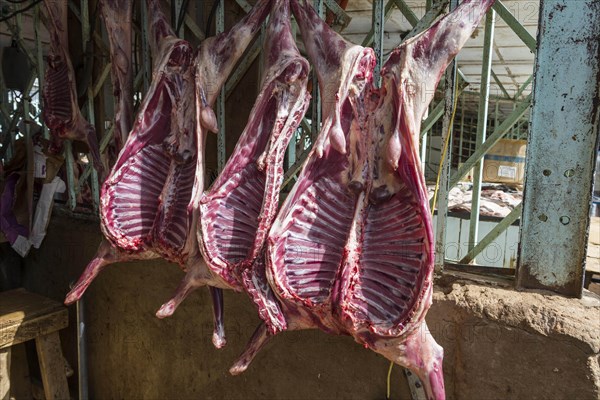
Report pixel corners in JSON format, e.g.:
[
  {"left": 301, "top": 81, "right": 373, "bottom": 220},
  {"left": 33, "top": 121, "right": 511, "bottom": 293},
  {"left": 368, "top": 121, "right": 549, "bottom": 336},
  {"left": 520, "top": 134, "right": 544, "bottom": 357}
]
[{"left": 0, "top": 289, "right": 69, "bottom": 400}]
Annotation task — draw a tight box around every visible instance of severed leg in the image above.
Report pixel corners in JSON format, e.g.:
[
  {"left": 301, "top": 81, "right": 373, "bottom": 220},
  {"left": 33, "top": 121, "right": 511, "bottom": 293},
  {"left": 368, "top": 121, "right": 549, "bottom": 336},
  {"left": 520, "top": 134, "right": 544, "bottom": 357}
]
[
  {"left": 209, "top": 286, "right": 226, "bottom": 349},
  {"left": 372, "top": 320, "right": 445, "bottom": 400},
  {"left": 229, "top": 323, "right": 272, "bottom": 375},
  {"left": 65, "top": 239, "right": 127, "bottom": 304}
]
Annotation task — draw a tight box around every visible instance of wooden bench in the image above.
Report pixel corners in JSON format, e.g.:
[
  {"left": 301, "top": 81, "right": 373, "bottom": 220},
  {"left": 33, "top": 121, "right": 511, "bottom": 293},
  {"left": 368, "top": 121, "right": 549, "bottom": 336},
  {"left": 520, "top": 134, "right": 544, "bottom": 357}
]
[{"left": 0, "top": 289, "right": 70, "bottom": 400}]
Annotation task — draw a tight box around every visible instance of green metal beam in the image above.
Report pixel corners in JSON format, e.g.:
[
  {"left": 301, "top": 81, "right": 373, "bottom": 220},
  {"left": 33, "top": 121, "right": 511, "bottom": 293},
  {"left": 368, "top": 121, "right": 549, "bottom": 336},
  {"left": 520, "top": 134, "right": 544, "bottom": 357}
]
[
  {"left": 235, "top": 0, "right": 253, "bottom": 13},
  {"left": 461, "top": 203, "right": 522, "bottom": 264},
  {"left": 492, "top": 0, "right": 536, "bottom": 53},
  {"left": 0, "top": 105, "right": 22, "bottom": 160},
  {"left": 393, "top": 0, "right": 419, "bottom": 27},
  {"left": 282, "top": 148, "right": 310, "bottom": 188},
  {"left": 420, "top": 82, "right": 467, "bottom": 139},
  {"left": 450, "top": 94, "right": 532, "bottom": 188},
  {"left": 420, "top": 101, "right": 445, "bottom": 139},
  {"left": 67, "top": 0, "right": 108, "bottom": 54},
  {"left": 404, "top": 0, "right": 450, "bottom": 41},
  {"left": 184, "top": 14, "right": 205, "bottom": 40},
  {"left": 491, "top": 70, "right": 511, "bottom": 99},
  {"left": 362, "top": 0, "right": 395, "bottom": 47},
  {"left": 225, "top": 37, "right": 262, "bottom": 100},
  {"left": 92, "top": 62, "right": 112, "bottom": 98},
  {"left": 514, "top": 74, "right": 533, "bottom": 100},
  {"left": 64, "top": 141, "right": 77, "bottom": 209},
  {"left": 323, "top": 0, "right": 351, "bottom": 30},
  {"left": 300, "top": 118, "right": 311, "bottom": 134}
]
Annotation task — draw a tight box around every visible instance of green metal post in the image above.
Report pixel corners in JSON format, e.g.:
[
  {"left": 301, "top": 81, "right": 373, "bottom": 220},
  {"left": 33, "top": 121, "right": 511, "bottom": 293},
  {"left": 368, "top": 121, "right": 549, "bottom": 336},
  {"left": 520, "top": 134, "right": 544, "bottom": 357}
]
[
  {"left": 517, "top": 0, "right": 600, "bottom": 297},
  {"left": 34, "top": 5, "right": 49, "bottom": 139},
  {"left": 491, "top": 70, "right": 510, "bottom": 99},
  {"left": 494, "top": 100, "right": 499, "bottom": 130},
  {"left": 16, "top": 7, "right": 34, "bottom": 231},
  {"left": 434, "top": 0, "right": 459, "bottom": 272},
  {"left": 460, "top": 203, "right": 522, "bottom": 264},
  {"left": 311, "top": 0, "right": 324, "bottom": 142},
  {"left": 361, "top": 0, "right": 394, "bottom": 47},
  {"left": 216, "top": 0, "right": 226, "bottom": 172},
  {"left": 492, "top": 0, "right": 536, "bottom": 52},
  {"left": 81, "top": 0, "right": 100, "bottom": 210},
  {"left": 174, "top": 0, "right": 184, "bottom": 37},
  {"left": 372, "top": 0, "right": 385, "bottom": 83},
  {"left": 458, "top": 95, "right": 465, "bottom": 163},
  {"left": 514, "top": 74, "right": 533, "bottom": 100},
  {"left": 468, "top": 10, "right": 495, "bottom": 256},
  {"left": 141, "top": 0, "right": 152, "bottom": 93}
]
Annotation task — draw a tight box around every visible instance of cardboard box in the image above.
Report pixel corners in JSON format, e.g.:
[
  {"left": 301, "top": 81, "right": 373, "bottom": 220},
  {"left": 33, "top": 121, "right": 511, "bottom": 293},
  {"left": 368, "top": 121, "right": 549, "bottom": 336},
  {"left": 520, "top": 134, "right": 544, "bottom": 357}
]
[{"left": 483, "top": 139, "right": 527, "bottom": 186}]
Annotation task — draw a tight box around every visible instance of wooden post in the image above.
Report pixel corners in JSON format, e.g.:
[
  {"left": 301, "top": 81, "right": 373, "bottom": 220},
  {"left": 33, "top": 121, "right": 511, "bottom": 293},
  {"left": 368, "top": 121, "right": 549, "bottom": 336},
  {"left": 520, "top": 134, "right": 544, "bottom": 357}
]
[{"left": 35, "top": 333, "right": 69, "bottom": 400}]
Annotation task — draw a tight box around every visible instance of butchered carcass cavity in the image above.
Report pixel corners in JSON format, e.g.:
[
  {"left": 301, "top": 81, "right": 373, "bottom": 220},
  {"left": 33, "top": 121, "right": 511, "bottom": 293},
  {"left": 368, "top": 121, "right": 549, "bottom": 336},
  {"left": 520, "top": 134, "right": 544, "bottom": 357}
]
[
  {"left": 198, "top": 0, "right": 310, "bottom": 315},
  {"left": 235, "top": 2, "right": 495, "bottom": 400},
  {"left": 42, "top": 0, "right": 103, "bottom": 174},
  {"left": 66, "top": 0, "right": 273, "bottom": 350}
]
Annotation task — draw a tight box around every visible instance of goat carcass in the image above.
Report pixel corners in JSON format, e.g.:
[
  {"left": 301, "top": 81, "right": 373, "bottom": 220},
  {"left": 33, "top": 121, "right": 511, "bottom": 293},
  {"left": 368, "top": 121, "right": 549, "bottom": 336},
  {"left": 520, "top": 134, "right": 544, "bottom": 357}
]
[
  {"left": 232, "top": 1, "right": 494, "bottom": 399},
  {"left": 41, "top": 0, "right": 103, "bottom": 174},
  {"left": 186, "top": 0, "right": 309, "bottom": 330},
  {"left": 65, "top": 0, "right": 271, "bottom": 348},
  {"left": 153, "top": 0, "right": 280, "bottom": 320},
  {"left": 99, "top": 0, "right": 134, "bottom": 152}
]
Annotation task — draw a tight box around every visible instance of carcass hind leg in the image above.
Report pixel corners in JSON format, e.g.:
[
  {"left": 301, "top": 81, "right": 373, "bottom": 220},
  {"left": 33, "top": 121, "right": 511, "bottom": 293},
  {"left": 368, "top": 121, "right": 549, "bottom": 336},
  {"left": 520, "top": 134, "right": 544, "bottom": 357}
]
[
  {"left": 156, "top": 271, "right": 227, "bottom": 349},
  {"left": 209, "top": 286, "right": 226, "bottom": 349},
  {"left": 229, "top": 323, "right": 273, "bottom": 375},
  {"left": 64, "top": 239, "right": 117, "bottom": 305},
  {"left": 372, "top": 320, "right": 445, "bottom": 400},
  {"left": 155, "top": 266, "right": 206, "bottom": 319}
]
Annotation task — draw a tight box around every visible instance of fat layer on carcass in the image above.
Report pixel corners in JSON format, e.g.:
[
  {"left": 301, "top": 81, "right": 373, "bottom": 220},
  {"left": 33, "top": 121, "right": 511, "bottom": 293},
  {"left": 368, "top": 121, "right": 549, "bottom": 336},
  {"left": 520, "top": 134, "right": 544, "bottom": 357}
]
[
  {"left": 233, "top": 1, "right": 495, "bottom": 399},
  {"left": 41, "top": 0, "right": 103, "bottom": 173},
  {"left": 198, "top": 0, "right": 310, "bottom": 334}
]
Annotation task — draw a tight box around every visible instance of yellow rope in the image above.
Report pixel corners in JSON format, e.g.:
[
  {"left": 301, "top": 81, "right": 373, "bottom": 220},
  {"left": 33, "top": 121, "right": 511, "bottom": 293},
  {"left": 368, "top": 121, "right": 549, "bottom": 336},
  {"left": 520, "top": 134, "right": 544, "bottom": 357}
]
[
  {"left": 386, "top": 359, "right": 394, "bottom": 399},
  {"left": 431, "top": 92, "right": 460, "bottom": 215},
  {"left": 386, "top": 88, "right": 459, "bottom": 400}
]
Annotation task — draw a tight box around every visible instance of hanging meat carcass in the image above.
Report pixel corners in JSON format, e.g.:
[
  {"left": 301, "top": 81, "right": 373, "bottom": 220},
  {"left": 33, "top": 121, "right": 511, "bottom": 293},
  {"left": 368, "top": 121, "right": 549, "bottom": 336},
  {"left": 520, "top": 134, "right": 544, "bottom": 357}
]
[
  {"left": 41, "top": 0, "right": 103, "bottom": 174},
  {"left": 65, "top": 0, "right": 272, "bottom": 348},
  {"left": 156, "top": 0, "right": 310, "bottom": 328},
  {"left": 99, "top": 0, "right": 134, "bottom": 152},
  {"left": 231, "top": 1, "right": 494, "bottom": 399},
  {"left": 153, "top": 0, "right": 291, "bottom": 321}
]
